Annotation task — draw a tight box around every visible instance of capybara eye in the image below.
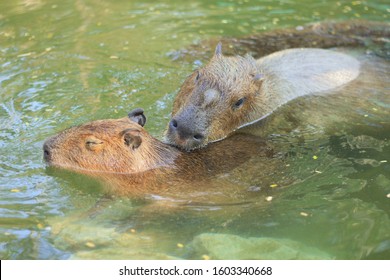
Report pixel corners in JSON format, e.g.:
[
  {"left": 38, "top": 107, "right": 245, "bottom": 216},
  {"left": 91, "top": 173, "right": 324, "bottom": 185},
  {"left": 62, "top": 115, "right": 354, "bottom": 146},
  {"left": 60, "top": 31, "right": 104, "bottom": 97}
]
[
  {"left": 233, "top": 97, "right": 246, "bottom": 109},
  {"left": 85, "top": 137, "right": 104, "bottom": 151}
]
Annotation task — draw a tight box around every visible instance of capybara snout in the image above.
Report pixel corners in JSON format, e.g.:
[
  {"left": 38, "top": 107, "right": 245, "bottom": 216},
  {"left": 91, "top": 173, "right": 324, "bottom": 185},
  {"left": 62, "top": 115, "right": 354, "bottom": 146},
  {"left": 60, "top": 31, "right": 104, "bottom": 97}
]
[{"left": 167, "top": 106, "right": 207, "bottom": 150}]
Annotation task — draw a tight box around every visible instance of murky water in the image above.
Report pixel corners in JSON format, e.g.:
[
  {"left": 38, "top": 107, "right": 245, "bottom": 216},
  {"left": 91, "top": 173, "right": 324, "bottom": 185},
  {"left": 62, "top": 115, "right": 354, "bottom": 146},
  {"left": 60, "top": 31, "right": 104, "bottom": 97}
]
[{"left": 1, "top": 0, "right": 389, "bottom": 259}]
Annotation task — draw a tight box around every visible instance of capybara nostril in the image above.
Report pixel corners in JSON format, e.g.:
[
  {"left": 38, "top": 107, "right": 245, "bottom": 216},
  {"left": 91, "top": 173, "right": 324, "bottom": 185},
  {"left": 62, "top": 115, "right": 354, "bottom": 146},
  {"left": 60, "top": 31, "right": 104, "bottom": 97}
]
[
  {"left": 193, "top": 133, "right": 204, "bottom": 141},
  {"left": 43, "top": 142, "right": 51, "bottom": 161},
  {"left": 170, "top": 119, "right": 178, "bottom": 129}
]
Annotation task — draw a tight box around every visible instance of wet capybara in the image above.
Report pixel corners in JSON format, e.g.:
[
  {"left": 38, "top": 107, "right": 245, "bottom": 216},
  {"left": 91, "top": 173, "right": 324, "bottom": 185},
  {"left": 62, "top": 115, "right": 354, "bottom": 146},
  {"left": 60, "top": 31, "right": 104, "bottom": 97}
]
[
  {"left": 43, "top": 109, "right": 276, "bottom": 198},
  {"left": 165, "top": 46, "right": 360, "bottom": 150}
]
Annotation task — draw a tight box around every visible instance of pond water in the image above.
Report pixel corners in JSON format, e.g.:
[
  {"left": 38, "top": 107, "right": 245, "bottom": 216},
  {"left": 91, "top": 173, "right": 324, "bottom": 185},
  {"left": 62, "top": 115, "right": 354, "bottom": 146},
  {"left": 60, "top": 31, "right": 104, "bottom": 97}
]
[{"left": 0, "top": 0, "right": 389, "bottom": 259}]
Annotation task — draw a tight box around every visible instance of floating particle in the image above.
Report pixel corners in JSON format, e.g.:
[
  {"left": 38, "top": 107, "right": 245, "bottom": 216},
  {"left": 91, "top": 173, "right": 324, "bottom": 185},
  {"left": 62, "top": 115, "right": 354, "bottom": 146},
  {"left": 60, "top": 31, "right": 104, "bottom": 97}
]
[
  {"left": 110, "top": 55, "right": 119, "bottom": 59},
  {"left": 85, "top": 241, "right": 96, "bottom": 248},
  {"left": 265, "top": 196, "right": 273, "bottom": 202},
  {"left": 312, "top": 155, "right": 318, "bottom": 160},
  {"left": 380, "top": 160, "right": 387, "bottom": 163},
  {"left": 17, "top": 52, "right": 33, "bottom": 57},
  {"left": 300, "top": 212, "right": 309, "bottom": 217},
  {"left": 37, "top": 223, "right": 45, "bottom": 229},
  {"left": 130, "top": 229, "right": 136, "bottom": 233},
  {"left": 315, "top": 170, "right": 322, "bottom": 174},
  {"left": 270, "top": 184, "right": 278, "bottom": 188},
  {"left": 343, "top": 6, "right": 352, "bottom": 13},
  {"left": 177, "top": 243, "right": 184, "bottom": 248},
  {"left": 202, "top": 255, "right": 211, "bottom": 260},
  {"left": 387, "top": 193, "right": 390, "bottom": 198},
  {"left": 10, "top": 189, "right": 20, "bottom": 192}
]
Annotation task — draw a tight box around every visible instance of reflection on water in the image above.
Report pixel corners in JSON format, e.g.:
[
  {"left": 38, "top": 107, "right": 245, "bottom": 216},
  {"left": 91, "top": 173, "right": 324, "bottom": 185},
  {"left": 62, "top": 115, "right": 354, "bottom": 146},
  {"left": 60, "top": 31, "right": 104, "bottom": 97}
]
[{"left": 0, "top": 0, "right": 389, "bottom": 259}]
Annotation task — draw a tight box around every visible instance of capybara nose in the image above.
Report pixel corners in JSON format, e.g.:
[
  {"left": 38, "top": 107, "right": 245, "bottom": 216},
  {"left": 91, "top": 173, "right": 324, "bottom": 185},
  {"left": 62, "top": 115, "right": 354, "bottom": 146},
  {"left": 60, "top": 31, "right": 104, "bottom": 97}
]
[
  {"left": 43, "top": 141, "right": 52, "bottom": 162},
  {"left": 169, "top": 118, "right": 204, "bottom": 144}
]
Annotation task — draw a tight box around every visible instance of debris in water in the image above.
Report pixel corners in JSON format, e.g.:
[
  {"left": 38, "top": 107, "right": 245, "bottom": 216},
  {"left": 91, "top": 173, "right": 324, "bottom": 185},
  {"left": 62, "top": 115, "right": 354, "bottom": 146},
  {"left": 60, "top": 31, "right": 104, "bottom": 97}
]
[{"left": 85, "top": 241, "right": 96, "bottom": 248}]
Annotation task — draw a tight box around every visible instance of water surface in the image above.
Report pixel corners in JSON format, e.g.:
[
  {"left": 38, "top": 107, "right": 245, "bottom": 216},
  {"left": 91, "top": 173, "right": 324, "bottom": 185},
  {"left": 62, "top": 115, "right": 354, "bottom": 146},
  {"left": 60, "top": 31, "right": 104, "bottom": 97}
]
[{"left": 0, "top": 0, "right": 389, "bottom": 259}]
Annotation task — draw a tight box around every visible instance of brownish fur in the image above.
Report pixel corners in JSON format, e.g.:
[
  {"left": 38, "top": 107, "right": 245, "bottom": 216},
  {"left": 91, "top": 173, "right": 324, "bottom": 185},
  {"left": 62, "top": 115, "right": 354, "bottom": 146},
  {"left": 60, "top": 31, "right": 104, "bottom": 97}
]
[
  {"left": 166, "top": 47, "right": 360, "bottom": 150},
  {"left": 43, "top": 115, "right": 274, "bottom": 197}
]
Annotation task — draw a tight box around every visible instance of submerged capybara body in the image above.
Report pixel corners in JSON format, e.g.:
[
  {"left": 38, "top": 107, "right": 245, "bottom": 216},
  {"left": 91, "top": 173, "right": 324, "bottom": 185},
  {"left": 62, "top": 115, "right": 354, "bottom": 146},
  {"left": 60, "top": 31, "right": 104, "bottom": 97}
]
[
  {"left": 43, "top": 109, "right": 275, "bottom": 197},
  {"left": 165, "top": 46, "right": 360, "bottom": 150},
  {"left": 181, "top": 20, "right": 390, "bottom": 59}
]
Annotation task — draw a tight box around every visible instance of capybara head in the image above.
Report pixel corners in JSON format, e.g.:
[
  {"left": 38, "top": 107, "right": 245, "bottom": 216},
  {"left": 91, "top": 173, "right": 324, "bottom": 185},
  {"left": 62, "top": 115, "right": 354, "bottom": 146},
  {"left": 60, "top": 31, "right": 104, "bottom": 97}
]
[
  {"left": 165, "top": 43, "right": 265, "bottom": 150},
  {"left": 43, "top": 109, "right": 174, "bottom": 174}
]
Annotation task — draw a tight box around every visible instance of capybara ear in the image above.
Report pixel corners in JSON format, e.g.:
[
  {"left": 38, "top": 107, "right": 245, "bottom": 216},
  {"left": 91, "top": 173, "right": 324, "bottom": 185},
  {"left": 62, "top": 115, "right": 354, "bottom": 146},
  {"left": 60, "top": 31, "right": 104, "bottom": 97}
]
[
  {"left": 214, "top": 42, "right": 222, "bottom": 57},
  {"left": 85, "top": 136, "right": 104, "bottom": 151},
  {"left": 128, "top": 108, "right": 146, "bottom": 127},
  {"left": 122, "top": 129, "right": 142, "bottom": 150}
]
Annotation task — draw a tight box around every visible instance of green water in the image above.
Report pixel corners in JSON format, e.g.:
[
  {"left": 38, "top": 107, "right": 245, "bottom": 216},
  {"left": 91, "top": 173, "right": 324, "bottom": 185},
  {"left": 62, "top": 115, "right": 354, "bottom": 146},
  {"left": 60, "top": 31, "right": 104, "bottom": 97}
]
[{"left": 0, "top": 0, "right": 389, "bottom": 259}]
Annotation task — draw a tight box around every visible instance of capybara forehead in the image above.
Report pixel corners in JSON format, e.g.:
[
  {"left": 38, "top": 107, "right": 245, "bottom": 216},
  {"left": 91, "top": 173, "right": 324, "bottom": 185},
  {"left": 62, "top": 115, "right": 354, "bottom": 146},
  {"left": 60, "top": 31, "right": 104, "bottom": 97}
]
[
  {"left": 60, "top": 117, "right": 144, "bottom": 139},
  {"left": 204, "top": 55, "right": 257, "bottom": 79},
  {"left": 194, "top": 55, "right": 258, "bottom": 95}
]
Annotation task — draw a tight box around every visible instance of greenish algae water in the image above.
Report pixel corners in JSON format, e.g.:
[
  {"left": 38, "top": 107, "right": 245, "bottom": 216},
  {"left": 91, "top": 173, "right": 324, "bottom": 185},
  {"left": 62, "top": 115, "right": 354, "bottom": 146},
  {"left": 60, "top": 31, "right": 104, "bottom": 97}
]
[{"left": 0, "top": 0, "right": 389, "bottom": 259}]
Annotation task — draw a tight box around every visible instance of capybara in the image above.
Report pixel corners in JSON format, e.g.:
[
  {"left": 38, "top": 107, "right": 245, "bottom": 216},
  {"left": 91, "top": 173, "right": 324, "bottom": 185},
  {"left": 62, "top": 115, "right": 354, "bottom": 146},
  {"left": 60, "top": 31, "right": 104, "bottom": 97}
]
[
  {"left": 165, "top": 46, "right": 360, "bottom": 150},
  {"left": 43, "top": 109, "right": 276, "bottom": 198}
]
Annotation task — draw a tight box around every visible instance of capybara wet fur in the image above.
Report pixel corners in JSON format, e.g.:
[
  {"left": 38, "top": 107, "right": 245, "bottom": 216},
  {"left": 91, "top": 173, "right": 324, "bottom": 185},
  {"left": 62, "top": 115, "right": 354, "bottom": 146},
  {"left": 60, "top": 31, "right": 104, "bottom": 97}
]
[
  {"left": 43, "top": 109, "right": 275, "bottom": 197},
  {"left": 165, "top": 45, "right": 360, "bottom": 150}
]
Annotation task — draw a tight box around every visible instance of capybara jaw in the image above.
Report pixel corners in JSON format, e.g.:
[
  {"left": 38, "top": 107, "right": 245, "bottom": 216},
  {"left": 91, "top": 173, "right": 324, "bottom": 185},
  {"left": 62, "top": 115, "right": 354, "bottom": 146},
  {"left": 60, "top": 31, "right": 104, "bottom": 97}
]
[{"left": 164, "top": 132, "right": 206, "bottom": 151}]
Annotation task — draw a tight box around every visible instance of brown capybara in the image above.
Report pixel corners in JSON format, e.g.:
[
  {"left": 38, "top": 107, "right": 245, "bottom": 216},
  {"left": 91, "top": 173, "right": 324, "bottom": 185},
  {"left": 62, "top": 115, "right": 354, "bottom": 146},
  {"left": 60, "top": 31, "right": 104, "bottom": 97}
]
[
  {"left": 165, "top": 46, "right": 360, "bottom": 150},
  {"left": 43, "top": 109, "right": 276, "bottom": 198}
]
